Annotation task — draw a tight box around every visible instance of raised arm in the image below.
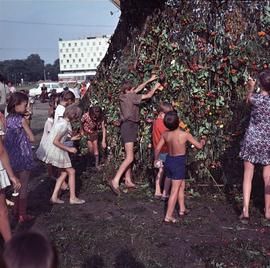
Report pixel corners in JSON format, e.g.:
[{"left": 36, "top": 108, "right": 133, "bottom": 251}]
[
  {"left": 187, "top": 133, "right": 205, "bottom": 149},
  {"left": 246, "top": 77, "right": 256, "bottom": 104},
  {"left": 22, "top": 117, "right": 35, "bottom": 142},
  {"left": 134, "top": 75, "right": 158, "bottom": 93},
  {"left": 141, "top": 82, "right": 161, "bottom": 100}
]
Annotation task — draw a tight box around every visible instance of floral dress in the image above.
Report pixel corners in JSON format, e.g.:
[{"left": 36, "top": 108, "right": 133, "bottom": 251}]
[
  {"left": 36, "top": 118, "right": 72, "bottom": 168},
  {"left": 4, "top": 114, "right": 34, "bottom": 172},
  {"left": 239, "top": 93, "right": 270, "bottom": 165},
  {"left": 81, "top": 113, "right": 102, "bottom": 141}
]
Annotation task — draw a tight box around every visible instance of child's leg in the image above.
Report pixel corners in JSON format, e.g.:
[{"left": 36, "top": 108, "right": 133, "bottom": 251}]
[
  {"left": 124, "top": 164, "right": 136, "bottom": 187},
  {"left": 66, "top": 167, "right": 84, "bottom": 204},
  {"left": 50, "top": 170, "right": 68, "bottom": 203},
  {"left": 47, "top": 164, "right": 53, "bottom": 178},
  {"left": 0, "top": 191, "right": 11, "bottom": 242},
  {"left": 241, "top": 161, "right": 254, "bottom": 218},
  {"left": 165, "top": 179, "right": 181, "bottom": 220},
  {"left": 111, "top": 142, "right": 134, "bottom": 188},
  {"left": 18, "top": 170, "right": 31, "bottom": 218},
  {"left": 162, "top": 176, "right": 171, "bottom": 198},
  {"left": 263, "top": 165, "right": 270, "bottom": 219},
  {"left": 92, "top": 139, "right": 99, "bottom": 169},
  {"left": 155, "top": 168, "right": 164, "bottom": 196},
  {"left": 178, "top": 180, "right": 186, "bottom": 213}
]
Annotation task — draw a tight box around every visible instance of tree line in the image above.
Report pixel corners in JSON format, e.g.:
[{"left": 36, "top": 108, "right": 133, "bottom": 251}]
[{"left": 0, "top": 54, "right": 60, "bottom": 84}]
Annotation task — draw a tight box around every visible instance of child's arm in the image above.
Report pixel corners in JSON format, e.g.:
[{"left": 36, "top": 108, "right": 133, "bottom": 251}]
[
  {"left": 0, "top": 139, "right": 21, "bottom": 190},
  {"left": 101, "top": 120, "right": 107, "bottom": 149},
  {"left": 154, "top": 135, "right": 165, "bottom": 161},
  {"left": 141, "top": 82, "right": 161, "bottom": 100},
  {"left": 134, "top": 75, "right": 158, "bottom": 93},
  {"left": 22, "top": 117, "right": 35, "bottom": 142},
  {"left": 186, "top": 133, "right": 205, "bottom": 149},
  {"left": 53, "top": 134, "right": 77, "bottom": 154},
  {"left": 246, "top": 77, "right": 256, "bottom": 103}
]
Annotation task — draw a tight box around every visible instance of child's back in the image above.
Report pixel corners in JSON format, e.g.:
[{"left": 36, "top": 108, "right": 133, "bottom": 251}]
[{"left": 163, "top": 129, "right": 189, "bottom": 156}]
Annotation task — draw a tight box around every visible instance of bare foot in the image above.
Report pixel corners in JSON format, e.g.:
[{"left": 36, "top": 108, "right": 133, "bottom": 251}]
[
  {"left": 108, "top": 180, "right": 121, "bottom": 196},
  {"left": 50, "top": 198, "right": 65, "bottom": 204},
  {"left": 70, "top": 198, "right": 85, "bottom": 205}
]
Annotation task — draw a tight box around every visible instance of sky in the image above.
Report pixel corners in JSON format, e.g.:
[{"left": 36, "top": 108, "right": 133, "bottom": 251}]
[{"left": 0, "top": 0, "right": 120, "bottom": 64}]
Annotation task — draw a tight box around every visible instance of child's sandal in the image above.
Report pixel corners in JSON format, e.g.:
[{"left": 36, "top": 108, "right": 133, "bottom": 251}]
[{"left": 179, "top": 209, "right": 190, "bottom": 217}]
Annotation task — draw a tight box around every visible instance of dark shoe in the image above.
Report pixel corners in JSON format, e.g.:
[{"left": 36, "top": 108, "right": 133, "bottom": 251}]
[
  {"left": 239, "top": 214, "right": 250, "bottom": 225},
  {"left": 154, "top": 194, "right": 162, "bottom": 200},
  {"left": 161, "top": 195, "right": 169, "bottom": 202}
]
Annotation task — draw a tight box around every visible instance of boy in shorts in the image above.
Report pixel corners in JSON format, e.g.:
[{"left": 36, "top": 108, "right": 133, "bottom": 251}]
[
  {"left": 152, "top": 102, "right": 173, "bottom": 200},
  {"left": 154, "top": 111, "right": 205, "bottom": 223},
  {"left": 109, "top": 75, "right": 160, "bottom": 195}
]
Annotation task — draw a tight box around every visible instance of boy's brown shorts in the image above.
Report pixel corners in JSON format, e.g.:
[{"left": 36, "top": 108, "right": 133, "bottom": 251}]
[{"left": 120, "top": 121, "right": 139, "bottom": 144}]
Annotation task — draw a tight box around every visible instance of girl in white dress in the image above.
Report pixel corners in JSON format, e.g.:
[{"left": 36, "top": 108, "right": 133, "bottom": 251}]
[
  {"left": 37, "top": 104, "right": 84, "bottom": 205},
  {"left": 0, "top": 134, "right": 21, "bottom": 241}
]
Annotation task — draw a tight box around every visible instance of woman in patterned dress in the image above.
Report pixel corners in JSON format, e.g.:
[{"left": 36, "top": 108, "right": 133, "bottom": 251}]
[{"left": 239, "top": 70, "right": 270, "bottom": 221}]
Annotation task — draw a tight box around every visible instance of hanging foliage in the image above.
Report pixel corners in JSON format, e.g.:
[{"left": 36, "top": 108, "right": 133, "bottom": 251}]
[{"left": 83, "top": 0, "right": 270, "bottom": 183}]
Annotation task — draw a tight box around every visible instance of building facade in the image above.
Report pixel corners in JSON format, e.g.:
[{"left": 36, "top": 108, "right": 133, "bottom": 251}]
[{"left": 58, "top": 35, "right": 110, "bottom": 82}]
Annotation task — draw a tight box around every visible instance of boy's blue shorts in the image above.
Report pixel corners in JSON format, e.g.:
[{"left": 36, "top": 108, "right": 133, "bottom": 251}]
[
  {"left": 164, "top": 155, "right": 186, "bottom": 180},
  {"left": 159, "top": 153, "right": 168, "bottom": 163}
]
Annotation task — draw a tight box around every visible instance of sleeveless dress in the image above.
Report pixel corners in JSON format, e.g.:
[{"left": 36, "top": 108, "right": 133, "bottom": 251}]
[
  {"left": 36, "top": 118, "right": 72, "bottom": 168},
  {"left": 4, "top": 114, "right": 34, "bottom": 172},
  {"left": 239, "top": 93, "right": 270, "bottom": 165}
]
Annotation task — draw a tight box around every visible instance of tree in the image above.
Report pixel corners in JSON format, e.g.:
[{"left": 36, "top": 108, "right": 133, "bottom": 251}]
[{"left": 86, "top": 0, "right": 270, "bottom": 184}]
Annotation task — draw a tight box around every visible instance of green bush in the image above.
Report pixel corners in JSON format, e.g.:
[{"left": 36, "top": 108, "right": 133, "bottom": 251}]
[{"left": 84, "top": 0, "right": 270, "bottom": 183}]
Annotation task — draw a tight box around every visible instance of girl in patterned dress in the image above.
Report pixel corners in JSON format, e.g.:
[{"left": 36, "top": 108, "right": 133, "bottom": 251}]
[
  {"left": 4, "top": 92, "right": 35, "bottom": 223},
  {"left": 239, "top": 70, "right": 270, "bottom": 221},
  {"left": 38, "top": 104, "right": 85, "bottom": 205},
  {"left": 81, "top": 106, "right": 106, "bottom": 169}
]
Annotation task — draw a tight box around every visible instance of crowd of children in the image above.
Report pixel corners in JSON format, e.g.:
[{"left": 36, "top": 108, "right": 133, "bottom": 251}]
[{"left": 0, "top": 69, "right": 269, "bottom": 249}]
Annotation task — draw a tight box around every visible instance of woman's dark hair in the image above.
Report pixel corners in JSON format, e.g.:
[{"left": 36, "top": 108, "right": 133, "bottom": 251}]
[
  {"left": 121, "top": 80, "right": 134, "bottom": 93},
  {"left": 7, "top": 92, "right": 28, "bottom": 114},
  {"left": 164, "top": 111, "right": 179, "bottom": 131},
  {"left": 3, "top": 231, "right": 58, "bottom": 268},
  {"left": 88, "top": 106, "right": 104, "bottom": 122},
  {"left": 259, "top": 70, "right": 270, "bottom": 92}
]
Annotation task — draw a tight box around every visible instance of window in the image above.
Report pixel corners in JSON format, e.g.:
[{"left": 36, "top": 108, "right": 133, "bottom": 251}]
[
  {"left": 97, "top": 58, "right": 100, "bottom": 61},
  {"left": 76, "top": 64, "right": 79, "bottom": 68},
  {"left": 72, "top": 48, "right": 75, "bottom": 52},
  {"left": 62, "top": 43, "right": 65, "bottom": 47},
  {"left": 64, "top": 65, "right": 66, "bottom": 68},
  {"left": 93, "top": 52, "right": 96, "bottom": 56},
  {"left": 88, "top": 64, "right": 90, "bottom": 68},
  {"left": 60, "top": 49, "right": 62, "bottom": 52},
  {"left": 65, "top": 49, "right": 68, "bottom": 52},
  {"left": 70, "top": 65, "right": 72, "bottom": 68},
  {"left": 78, "top": 48, "right": 81, "bottom": 52},
  {"left": 82, "top": 64, "right": 85, "bottom": 67},
  {"left": 68, "top": 43, "right": 71, "bottom": 47},
  {"left": 60, "top": 60, "right": 63, "bottom": 63},
  {"left": 69, "top": 54, "right": 72, "bottom": 57},
  {"left": 91, "top": 58, "right": 93, "bottom": 62},
  {"left": 63, "top": 54, "right": 66, "bottom": 58},
  {"left": 99, "top": 42, "right": 101, "bottom": 45},
  {"left": 99, "top": 52, "right": 102, "bottom": 56},
  {"left": 75, "top": 53, "right": 78, "bottom": 57},
  {"left": 73, "top": 59, "right": 75, "bottom": 63},
  {"left": 79, "top": 59, "right": 81, "bottom": 62},
  {"left": 75, "top": 42, "right": 77, "bottom": 46},
  {"left": 67, "top": 59, "right": 69, "bottom": 63},
  {"left": 81, "top": 53, "right": 84, "bottom": 57}
]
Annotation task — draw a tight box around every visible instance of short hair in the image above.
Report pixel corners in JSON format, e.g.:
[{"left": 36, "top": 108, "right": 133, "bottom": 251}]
[
  {"left": 259, "top": 70, "right": 270, "bottom": 92},
  {"left": 60, "top": 90, "right": 75, "bottom": 102},
  {"left": 157, "top": 102, "right": 173, "bottom": 114},
  {"left": 164, "top": 111, "right": 179, "bottom": 131},
  {"left": 3, "top": 231, "right": 58, "bottom": 268},
  {"left": 7, "top": 92, "right": 28, "bottom": 114},
  {"left": 63, "top": 104, "right": 82, "bottom": 121},
  {"left": 121, "top": 80, "right": 134, "bottom": 93}
]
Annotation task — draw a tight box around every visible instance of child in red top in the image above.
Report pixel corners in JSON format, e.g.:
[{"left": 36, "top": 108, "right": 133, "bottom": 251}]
[
  {"left": 81, "top": 106, "right": 106, "bottom": 169},
  {"left": 152, "top": 102, "right": 173, "bottom": 200}
]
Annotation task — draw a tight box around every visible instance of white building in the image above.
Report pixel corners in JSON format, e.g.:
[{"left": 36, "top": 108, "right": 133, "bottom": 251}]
[{"left": 58, "top": 35, "right": 110, "bottom": 82}]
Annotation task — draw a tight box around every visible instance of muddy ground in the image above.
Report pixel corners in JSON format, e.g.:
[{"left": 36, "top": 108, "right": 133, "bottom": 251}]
[{"left": 1, "top": 101, "right": 270, "bottom": 268}]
